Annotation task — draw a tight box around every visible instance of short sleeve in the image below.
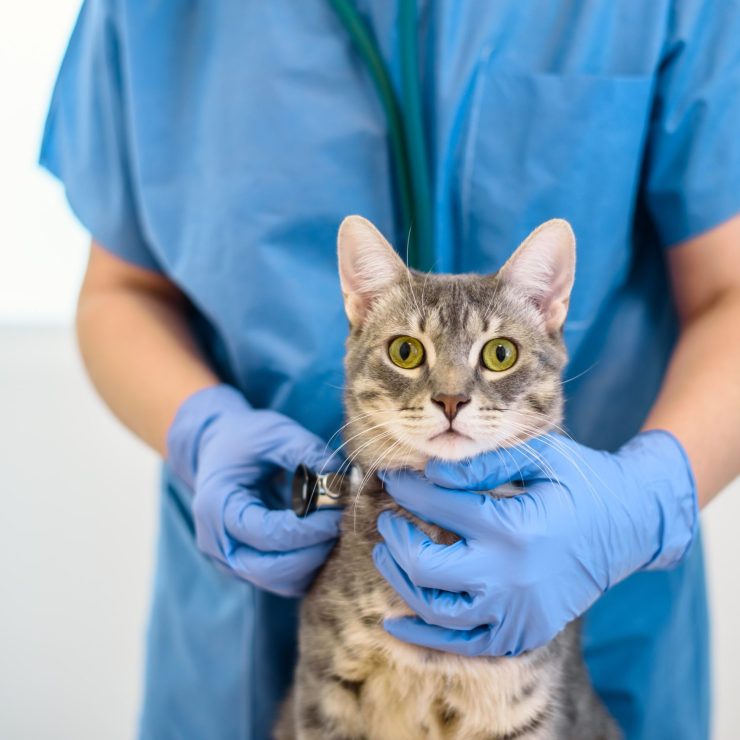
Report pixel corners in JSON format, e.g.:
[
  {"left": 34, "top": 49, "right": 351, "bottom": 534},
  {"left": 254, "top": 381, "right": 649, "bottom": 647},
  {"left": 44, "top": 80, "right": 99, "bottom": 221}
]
[
  {"left": 643, "top": 0, "right": 740, "bottom": 247},
  {"left": 39, "top": 0, "right": 161, "bottom": 271}
]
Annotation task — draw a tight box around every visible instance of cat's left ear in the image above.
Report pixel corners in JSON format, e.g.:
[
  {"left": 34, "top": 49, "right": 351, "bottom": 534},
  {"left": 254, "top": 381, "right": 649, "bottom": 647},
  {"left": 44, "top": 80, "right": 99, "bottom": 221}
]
[
  {"left": 498, "top": 219, "right": 576, "bottom": 332},
  {"left": 337, "top": 215, "right": 407, "bottom": 326}
]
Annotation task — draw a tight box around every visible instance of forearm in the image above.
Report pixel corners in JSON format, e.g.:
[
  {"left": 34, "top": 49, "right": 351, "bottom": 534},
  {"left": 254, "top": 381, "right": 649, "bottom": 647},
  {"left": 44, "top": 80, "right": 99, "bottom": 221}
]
[
  {"left": 76, "top": 243, "right": 218, "bottom": 456},
  {"left": 643, "top": 288, "right": 740, "bottom": 507}
]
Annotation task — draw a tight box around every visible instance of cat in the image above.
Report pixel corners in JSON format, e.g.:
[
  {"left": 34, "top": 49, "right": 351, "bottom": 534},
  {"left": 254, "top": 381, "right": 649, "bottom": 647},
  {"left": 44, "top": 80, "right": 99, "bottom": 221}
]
[{"left": 275, "top": 216, "right": 621, "bottom": 740}]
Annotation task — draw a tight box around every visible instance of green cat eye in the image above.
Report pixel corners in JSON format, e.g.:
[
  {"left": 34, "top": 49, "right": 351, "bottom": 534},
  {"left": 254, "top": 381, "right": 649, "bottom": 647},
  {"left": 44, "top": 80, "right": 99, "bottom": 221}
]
[
  {"left": 481, "top": 338, "right": 518, "bottom": 372},
  {"left": 388, "top": 336, "right": 425, "bottom": 369}
]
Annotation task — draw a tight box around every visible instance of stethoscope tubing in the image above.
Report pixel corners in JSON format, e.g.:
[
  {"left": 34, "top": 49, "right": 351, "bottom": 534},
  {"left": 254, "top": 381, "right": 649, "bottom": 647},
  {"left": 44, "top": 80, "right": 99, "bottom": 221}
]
[{"left": 329, "top": 0, "right": 435, "bottom": 271}]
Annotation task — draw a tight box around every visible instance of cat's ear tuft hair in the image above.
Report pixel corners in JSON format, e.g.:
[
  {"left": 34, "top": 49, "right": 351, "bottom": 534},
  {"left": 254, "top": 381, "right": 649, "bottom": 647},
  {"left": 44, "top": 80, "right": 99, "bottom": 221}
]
[
  {"left": 498, "top": 219, "right": 576, "bottom": 332},
  {"left": 337, "top": 215, "right": 407, "bottom": 326}
]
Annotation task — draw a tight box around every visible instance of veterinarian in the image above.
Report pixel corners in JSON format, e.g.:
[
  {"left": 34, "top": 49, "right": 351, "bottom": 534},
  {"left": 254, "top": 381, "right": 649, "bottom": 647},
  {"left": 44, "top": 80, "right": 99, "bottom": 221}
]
[{"left": 42, "top": 2, "right": 740, "bottom": 738}]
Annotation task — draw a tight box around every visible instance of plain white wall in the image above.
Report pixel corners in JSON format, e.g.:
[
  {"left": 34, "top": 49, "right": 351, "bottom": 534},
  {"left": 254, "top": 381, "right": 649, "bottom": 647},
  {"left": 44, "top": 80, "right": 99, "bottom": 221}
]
[
  {"left": 0, "top": 328, "right": 159, "bottom": 740},
  {"left": 0, "top": 0, "right": 89, "bottom": 323},
  {"left": 1, "top": 2, "right": 739, "bottom": 739}
]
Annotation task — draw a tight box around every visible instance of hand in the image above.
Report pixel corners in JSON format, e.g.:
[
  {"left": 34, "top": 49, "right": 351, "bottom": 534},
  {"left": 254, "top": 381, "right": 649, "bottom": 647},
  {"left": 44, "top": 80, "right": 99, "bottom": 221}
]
[
  {"left": 373, "top": 431, "right": 697, "bottom": 656},
  {"left": 167, "top": 384, "right": 342, "bottom": 597}
]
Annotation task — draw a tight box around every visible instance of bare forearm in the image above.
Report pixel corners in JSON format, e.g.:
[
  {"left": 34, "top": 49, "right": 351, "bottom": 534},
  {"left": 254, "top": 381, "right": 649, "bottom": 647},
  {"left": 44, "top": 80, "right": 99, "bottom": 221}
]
[
  {"left": 76, "top": 244, "right": 218, "bottom": 456},
  {"left": 644, "top": 289, "right": 740, "bottom": 507}
]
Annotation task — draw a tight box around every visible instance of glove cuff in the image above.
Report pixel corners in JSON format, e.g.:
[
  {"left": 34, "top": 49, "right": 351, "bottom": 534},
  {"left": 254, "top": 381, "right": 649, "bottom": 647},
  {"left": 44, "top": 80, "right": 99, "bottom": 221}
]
[
  {"left": 166, "top": 384, "right": 250, "bottom": 489},
  {"left": 626, "top": 430, "right": 699, "bottom": 572}
]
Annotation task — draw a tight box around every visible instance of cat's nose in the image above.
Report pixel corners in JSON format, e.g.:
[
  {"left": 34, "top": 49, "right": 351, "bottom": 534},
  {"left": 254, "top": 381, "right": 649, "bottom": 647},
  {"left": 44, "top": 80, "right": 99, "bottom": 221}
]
[{"left": 431, "top": 393, "right": 471, "bottom": 421}]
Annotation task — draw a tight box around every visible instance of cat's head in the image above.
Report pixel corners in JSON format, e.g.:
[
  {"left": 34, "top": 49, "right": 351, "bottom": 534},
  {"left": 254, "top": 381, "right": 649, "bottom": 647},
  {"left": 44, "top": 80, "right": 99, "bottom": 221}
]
[{"left": 338, "top": 215, "right": 575, "bottom": 471}]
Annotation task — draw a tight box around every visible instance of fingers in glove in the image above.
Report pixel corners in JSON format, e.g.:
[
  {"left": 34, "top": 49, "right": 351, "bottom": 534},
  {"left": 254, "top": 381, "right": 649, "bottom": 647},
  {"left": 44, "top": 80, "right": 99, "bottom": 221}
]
[
  {"left": 225, "top": 492, "right": 342, "bottom": 551},
  {"left": 249, "top": 410, "right": 345, "bottom": 474},
  {"left": 424, "top": 436, "right": 555, "bottom": 489},
  {"left": 376, "top": 512, "right": 473, "bottom": 592},
  {"left": 229, "top": 539, "right": 336, "bottom": 598},
  {"left": 372, "top": 543, "right": 483, "bottom": 630},
  {"left": 379, "top": 470, "right": 500, "bottom": 539},
  {"left": 382, "top": 617, "right": 508, "bottom": 657}
]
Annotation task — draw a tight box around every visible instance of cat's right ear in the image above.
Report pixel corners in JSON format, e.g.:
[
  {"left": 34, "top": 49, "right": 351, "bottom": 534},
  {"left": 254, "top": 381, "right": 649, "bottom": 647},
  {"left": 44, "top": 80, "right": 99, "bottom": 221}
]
[
  {"left": 498, "top": 219, "right": 576, "bottom": 332},
  {"left": 337, "top": 215, "right": 407, "bottom": 326}
]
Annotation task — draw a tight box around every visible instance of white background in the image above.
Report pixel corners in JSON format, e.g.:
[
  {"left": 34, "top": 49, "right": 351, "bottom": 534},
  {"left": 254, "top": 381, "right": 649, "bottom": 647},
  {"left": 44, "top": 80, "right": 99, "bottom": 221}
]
[
  {"left": 1, "top": 2, "right": 738, "bottom": 738},
  {"left": 0, "top": 0, "right": 89, "bottom": 323}
]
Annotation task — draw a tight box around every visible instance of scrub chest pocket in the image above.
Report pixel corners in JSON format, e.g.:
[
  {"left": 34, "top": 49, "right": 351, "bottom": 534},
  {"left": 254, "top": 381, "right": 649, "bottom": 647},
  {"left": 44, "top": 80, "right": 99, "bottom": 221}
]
[{"left": 462, "top": 69, "right": 656, "bottom": 334}]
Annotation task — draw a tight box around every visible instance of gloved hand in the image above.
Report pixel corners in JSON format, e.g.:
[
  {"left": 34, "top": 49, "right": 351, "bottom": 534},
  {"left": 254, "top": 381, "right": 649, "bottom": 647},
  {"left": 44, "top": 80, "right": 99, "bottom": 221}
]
[
  {"left": 373, "top": 430, "right": 697, "bottom": 656},
  {"left": 167, "top": 384, "right": 342, "bottom": 597}
]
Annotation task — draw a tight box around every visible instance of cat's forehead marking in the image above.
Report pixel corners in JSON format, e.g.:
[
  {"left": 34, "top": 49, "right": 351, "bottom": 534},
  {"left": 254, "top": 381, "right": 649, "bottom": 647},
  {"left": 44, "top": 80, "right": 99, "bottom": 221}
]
[{"left": 413, "top": 282, "right": 497, "bottom": 351}]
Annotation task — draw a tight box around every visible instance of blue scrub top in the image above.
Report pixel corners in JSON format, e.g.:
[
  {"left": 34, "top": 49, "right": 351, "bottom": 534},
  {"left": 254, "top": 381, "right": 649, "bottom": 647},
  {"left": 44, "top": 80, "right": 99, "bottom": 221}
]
[{"left": 42, "top": 1, "right": 740, "bottom": 738}]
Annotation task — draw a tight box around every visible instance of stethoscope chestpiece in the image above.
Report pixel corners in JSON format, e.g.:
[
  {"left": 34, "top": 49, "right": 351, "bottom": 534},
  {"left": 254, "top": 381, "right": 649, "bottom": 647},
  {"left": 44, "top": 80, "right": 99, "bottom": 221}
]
[{"left": 291, "top": 464, "right": 345, "bottom": 517}]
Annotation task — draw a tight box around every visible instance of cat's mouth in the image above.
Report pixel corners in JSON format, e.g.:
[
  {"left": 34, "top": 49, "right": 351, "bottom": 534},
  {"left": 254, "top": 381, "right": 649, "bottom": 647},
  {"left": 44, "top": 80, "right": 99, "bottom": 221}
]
[
  {"left": 429, "top": 427, "right": 472, "bottom": 442},
  {"left": 422, "top": 424, "right": 482, "bottom": 462}
]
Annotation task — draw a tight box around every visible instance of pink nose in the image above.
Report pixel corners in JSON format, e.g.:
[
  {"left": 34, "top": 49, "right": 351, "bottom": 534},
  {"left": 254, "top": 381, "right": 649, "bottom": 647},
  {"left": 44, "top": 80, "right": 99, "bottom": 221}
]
[{"left": 431, "top": 393, "right": 471, "bottom": 421}]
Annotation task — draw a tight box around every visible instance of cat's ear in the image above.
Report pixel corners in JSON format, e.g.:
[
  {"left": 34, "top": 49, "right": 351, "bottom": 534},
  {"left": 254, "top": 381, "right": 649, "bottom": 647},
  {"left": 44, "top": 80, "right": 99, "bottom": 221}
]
[
  {"left": 337, "top": 215, "right": 407, "bottom": 326},
  {"left": 498, "top": 219, "right": 576, "bottom": 332}
]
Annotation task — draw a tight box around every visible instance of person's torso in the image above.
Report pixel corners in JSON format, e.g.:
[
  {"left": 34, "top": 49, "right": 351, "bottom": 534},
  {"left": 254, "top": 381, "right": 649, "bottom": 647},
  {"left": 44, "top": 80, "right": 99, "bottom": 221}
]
[{"left": 119, "top": 0, "right": 676, "bottom": 448}]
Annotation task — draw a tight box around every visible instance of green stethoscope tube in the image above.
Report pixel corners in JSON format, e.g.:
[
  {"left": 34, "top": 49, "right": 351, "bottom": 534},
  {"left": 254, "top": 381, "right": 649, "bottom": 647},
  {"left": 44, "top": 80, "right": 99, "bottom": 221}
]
[
  {"left": 329, "top": 0, "right": 434, "bottom": 271},
  {"left": 397, "top": 0, "right": 434, "bottom": 269}
]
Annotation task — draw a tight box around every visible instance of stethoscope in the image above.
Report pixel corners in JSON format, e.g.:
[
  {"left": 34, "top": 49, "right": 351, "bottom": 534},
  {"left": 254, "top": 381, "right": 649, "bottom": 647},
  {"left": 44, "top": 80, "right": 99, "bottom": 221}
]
[
  {"left": 329, "top": 0, "right": 435, "bottom": 272},
  {"left": 291, "top": 464, "right": 346, "bottom": 516},
  {"left": 291, "top": 0, "right": 431, "bottom": 514}
]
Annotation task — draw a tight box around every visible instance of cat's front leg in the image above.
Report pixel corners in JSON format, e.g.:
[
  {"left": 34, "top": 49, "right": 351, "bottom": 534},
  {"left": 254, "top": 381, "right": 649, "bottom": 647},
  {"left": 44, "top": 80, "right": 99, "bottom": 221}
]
[{"left": 292, "top": 672, "right": 367, "bottom": 740}]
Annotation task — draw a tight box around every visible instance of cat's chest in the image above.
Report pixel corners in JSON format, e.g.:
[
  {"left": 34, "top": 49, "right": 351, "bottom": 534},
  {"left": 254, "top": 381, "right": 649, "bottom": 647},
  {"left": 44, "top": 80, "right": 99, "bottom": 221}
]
[
  {"left": 331, "top": 607, "right": 558, "bottom": 740},
  {"left": 314, "top": 473, "right": 559, "bottom": 737},
  {"left": 321, "top": 528, "right": 559, "bottom": 738}
]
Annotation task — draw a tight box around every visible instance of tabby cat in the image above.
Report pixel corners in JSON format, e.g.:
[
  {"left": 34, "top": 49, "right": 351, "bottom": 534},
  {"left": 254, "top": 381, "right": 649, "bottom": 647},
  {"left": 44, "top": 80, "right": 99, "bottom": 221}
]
[{"left": 275, "top": 216, "right": 620, "bottom": 740}]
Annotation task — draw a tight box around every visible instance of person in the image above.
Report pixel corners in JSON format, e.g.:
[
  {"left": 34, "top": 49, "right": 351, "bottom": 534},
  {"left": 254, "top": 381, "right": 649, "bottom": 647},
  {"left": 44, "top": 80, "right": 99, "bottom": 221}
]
[{"left": 41, "top": 1, "right": 740, "bottom": 738}]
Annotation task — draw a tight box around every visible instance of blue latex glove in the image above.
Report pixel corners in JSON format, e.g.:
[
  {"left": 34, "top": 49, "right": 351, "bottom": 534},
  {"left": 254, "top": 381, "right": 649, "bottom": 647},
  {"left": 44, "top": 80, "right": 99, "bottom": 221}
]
[
  {"left": 373, "top": 430, "right": 697, "bottom": 656},
  {"left": 167, "top": 384, "right": 342, "bottom": 597}
]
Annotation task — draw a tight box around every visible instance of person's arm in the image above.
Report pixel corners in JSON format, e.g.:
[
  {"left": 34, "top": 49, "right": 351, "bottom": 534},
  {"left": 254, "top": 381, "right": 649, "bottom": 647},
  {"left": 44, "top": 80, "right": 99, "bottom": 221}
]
[
  {"left": 643, "top": 214, "right": 740, "bottom": 506},
  {"left": 76, "top": 241, "right": 343, "bottom": 596},
  {"left": 76, "top": 241, "right": 218, "bottom": 455}
]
